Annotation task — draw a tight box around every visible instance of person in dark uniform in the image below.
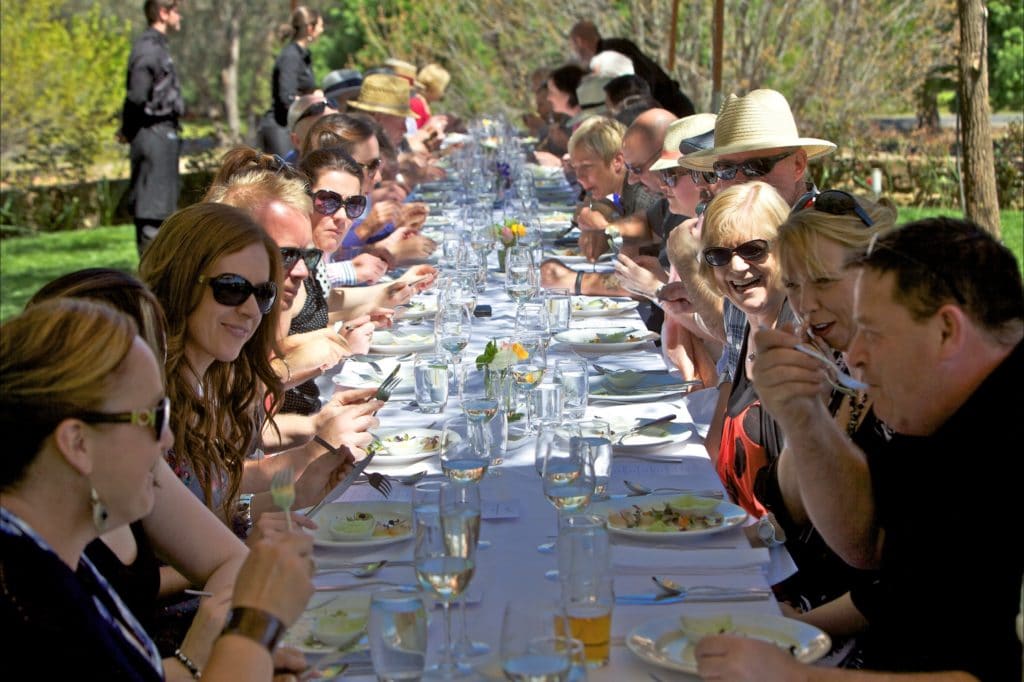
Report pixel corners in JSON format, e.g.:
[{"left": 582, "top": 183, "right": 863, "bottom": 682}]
[
  {"left": 569, "top": 20, "right": 695, "bottom": 118},
  {"left": 121, "top": 0, "right": 184, "bottom": 257},
  {"left": 257, "top": 6, "right": 323, "bottom": 157}
]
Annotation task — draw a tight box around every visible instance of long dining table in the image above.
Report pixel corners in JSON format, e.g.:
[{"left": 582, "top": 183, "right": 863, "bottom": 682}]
[{"left": 306, "top": 262, "right": 797, "bottom": 681}]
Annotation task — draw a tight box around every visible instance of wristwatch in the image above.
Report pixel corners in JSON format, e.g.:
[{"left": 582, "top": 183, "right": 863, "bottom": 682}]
[
  {"left": 756, "top": 513, "right": 786, "bottom": 548},
  {"left": 232, "top": 494, "right": 254, "bottom": 539}
]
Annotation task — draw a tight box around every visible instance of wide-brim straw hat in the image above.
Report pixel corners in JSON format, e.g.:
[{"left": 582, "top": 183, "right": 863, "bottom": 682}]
[
  {"left": 384, "top": 58, "right": 417, "bottom": 83},
  {"left": 650, "top": 113, "right": 717, "bottom": 171},
  {"left": 348, "top": 74, "right": 414, "bottom": 118},
  {"left": 679, "top": 89, "right": 835, "bottom": 171}
]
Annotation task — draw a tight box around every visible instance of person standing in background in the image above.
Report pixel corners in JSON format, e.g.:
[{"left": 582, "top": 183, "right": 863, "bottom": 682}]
[
  {"left": 121, "top": 0, "right": 184, "bottom": 257},
  {"left": 257, "top": 6, "right": 323, "bottom": 157}
]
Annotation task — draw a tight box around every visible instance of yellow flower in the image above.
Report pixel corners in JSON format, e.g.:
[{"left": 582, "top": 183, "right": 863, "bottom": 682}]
[
  {"left": 511, "top": 342, "right": 529, "bottom": 360},
  {"left": 509, "top": 222, "right": 527, "bottom": 238}
]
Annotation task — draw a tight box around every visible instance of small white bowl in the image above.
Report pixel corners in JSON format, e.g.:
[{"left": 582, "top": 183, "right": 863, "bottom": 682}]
[
  {"left": 604, "top": 370, "right": 645, "bottom": 390},
  {"left": 313, "top": 610, "right": 366, "bottom": 648}
]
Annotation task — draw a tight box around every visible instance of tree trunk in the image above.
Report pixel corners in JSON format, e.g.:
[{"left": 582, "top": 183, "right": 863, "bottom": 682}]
[
  {"left": 221, "top": 13, "right": 241, "bottom": 143},
  {"left": 957, "top": 0, "right": 1001, "bottom": 237}
]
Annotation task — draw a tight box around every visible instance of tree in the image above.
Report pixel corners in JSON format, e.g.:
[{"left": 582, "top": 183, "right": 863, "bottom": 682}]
[
  {"left": 957, "top": 0, "right": 1001, "bottom": 236},
  {"left": 987, "top": 0, "right": 1024, "bottom": 111}
]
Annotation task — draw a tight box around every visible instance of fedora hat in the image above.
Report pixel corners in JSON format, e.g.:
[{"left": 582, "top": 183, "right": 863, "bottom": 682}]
[
  {"left": 322, "top": 68, "right": 363, "bottom": 101},
  {"left": 679, "top": 89, "right": 835, "bottom": 171},
  {"left": 348, "top": 74, "right": 414, "bottom": 118},
  {"left": 650, "top": 113, "right": 717, "bottom": 171}
]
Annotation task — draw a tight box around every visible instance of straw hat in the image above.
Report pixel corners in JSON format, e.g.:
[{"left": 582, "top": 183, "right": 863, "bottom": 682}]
[
  {"left": 384, "top": 58, "right": 417, "bottom": 83},
  {"left": 679, "top": 89, "right": 835, "bottom": 171},
  {"left": 348, "top": 74, "right": 414, "bottom": 118},
  {"left": 415, "top": 63, "right": 450, "bottom": 99},
  {"left": 650, "top": 113, "right": 717, "bottom": 171}
]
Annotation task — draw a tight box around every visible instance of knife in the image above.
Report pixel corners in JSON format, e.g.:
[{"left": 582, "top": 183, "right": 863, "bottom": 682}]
[
  {"left": 304, "top": 449, "right": 378, "bottom": 519},
  {"left": 615, "top": 591, "right": 771, "bottom": 605},
  {"left": 613, "top": 414, "right": 676, "bottom": 443}
]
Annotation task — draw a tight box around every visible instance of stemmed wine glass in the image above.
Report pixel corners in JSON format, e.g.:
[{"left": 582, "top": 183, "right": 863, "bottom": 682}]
[
  {"left": 515, "top": 302, "right": 552, "bottom": 366},
  {"left": 414, "top": 481, "right": 479, "bottom": 680},
  {"left": 436, "top": 305, "right": 471, "bottom": 397},
  {"left": 441, "top": 481, "right": 490, "bottom": 661},
  {"left": 505, "top": 246, "right": 538, "bottom": 314},
  {"left": 540, "top": 436, "right": 596, "bottom": 562},
  {"left": 511, "top": 354, "right": 544, "bottom": 432}
]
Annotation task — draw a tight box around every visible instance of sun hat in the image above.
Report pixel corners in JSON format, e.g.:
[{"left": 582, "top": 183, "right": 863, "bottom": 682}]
[
  {"left": 576, "top": 75, "right": 612, "bottom": 110},
  {"left": 650, "top": 113, "right": 717, "bottom": 171},
  {"left": 384, "top": 58, "right": 417, "bottom": 84},
  {"left": 322, "top": 68, "right": 363, "bottom": 101},
  {"left": 348, "top": 74, "right": 414, "bottom": 118},
  {"left": 679, "top": 89, "right": 835, "bottom": 171},
  {"left": 415, "top": 63, "right": 450, "bottom": 99}
]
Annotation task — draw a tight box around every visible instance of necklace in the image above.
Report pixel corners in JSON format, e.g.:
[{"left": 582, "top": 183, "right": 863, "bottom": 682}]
[{"left": 847, "top": 391, "right": 867, "bottom": 436}]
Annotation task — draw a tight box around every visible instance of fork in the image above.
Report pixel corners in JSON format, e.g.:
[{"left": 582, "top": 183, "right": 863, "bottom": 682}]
[
  {"left": 269, "top": 465, "right": 295, "bottom": 532},
  {"left": 792, "top": 343, "right": 867, "bottom": 395},
  {"left": 313, "top": 435, "right": 391, "bottom": 498},
  {"left": 374, "top": 364, "right": 402, "bottom": 401}
]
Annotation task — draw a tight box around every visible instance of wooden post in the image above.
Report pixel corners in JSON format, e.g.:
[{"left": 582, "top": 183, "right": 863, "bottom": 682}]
[
  {"left": 668, "top": 0, "right": 680, "bottom": 72},
  {"left": 957, "top": 0, "right": 1001, "bottom": 236},
  {"left": 712, "top": 0, "right": 724, "bottom": 112}
]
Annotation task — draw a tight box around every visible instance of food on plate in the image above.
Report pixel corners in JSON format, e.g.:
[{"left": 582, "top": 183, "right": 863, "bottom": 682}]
[
  {"left": 680, "top": 614, "right": 801, "bottom": 654},
  {"left": 680, "top": 614, "right": 735, "bottom": 638},
  {"left": 607, "top": 496, "right": 724, "bottom": 532},
  {"left": 376, "top": 432, "right": 441, "bottom": 456},
  {"left": 572, "top": 298, "right": 616, "bottom": 311},
  {"left": 591, "top": 330, "right": 645, "bottom": 344},
  {"left": 312, "top": 608, "right": 367, "bottom": 647},
  {"left": 328, "top": 511, "right": 411, "bottom": 540}
]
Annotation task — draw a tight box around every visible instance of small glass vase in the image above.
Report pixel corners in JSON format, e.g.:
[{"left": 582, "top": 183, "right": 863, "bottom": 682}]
[
  {"left": 497, "top": 247, "right": 509, "bottom": 273},
  {"left": 483, "top": 367, "right": 516, "bottom": 412}
]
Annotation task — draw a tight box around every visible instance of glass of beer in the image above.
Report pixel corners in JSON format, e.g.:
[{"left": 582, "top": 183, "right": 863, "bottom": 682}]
[{"left": 557, "top": 514, "right": 612, "bottom": 668}]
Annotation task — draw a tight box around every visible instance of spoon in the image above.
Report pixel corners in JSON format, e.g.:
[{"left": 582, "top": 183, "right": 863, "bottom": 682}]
[
  {"left": 316, "top": 560, "right": 389, "bottom": 578},
  {"left": 393, "top": 470, "right": 428, "bottom": 485},
  {"left": 650, "top": 577, "right": 772, "bottom": 600},
  {"left": 622, "top": 480, "right": 724, "bottom": 498},
  {"left": 613, "top": 414, "right": 676, "bottom": 444}
]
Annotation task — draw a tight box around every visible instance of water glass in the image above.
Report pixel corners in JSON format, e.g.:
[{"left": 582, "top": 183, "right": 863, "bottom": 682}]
[
  {"left": 544, "top": 288, "right": 572, "bottom": 334},
  {"left": 531, "top": 382, "right": 564, "bottom": 430},
  {"left": 500, "top": 600, "right": 576, "bottom": 682},
  {"left": 414, "top": 353, "right": 449, "bottom": 413},
  {"left": 369, "top": 590, "right": 428, "bottom": 681},
  {"left": 575, "top": 421, "right": 611, "bottom": 496},
  {"left": 440, "top": 416, "right": 489, "bottom": 483},
  {"left": 461, "top": 392, "right": 507, "bottom": 466},
  {"left": 556, "top": 514, "right": 612, "bottom": 669},
  {"left": 534, "top": 422, "right": 576, "bottom": 478},
  {"left": 553, "top": 359, "right": 589, "bottom": 420}
]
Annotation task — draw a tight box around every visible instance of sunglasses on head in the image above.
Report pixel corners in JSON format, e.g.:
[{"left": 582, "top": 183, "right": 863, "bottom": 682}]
[
  {"left": 702, "top": 239, "right": 771, "bottom": 267},
  {"left": 309, "top": 189, "right": 368, "bottom": 219},
  {"left": 279, "top": 247, "right": 322, "bottom": 273},
  {"left": 199, "top": 273, "right": 277, "bottom": 314},
  {"left": 623, "top": 147, "right": 663, "bottom": 176},
  {"left": 78, "top": 397, "right": 171, "bottom": 441},
  {"left": 296, "top": 98, "right": 338, "bottom": 126},
  {"left": 712, "top": 150, "right": 794, "bottom": 181},
  {"left": 797, "top": 189, "right": 874, "bottom": 227}
]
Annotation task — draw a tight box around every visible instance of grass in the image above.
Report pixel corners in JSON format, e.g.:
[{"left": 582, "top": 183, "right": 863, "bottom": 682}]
[{"left": 0, "top": 210, "right": 1021, "bottom": 321}]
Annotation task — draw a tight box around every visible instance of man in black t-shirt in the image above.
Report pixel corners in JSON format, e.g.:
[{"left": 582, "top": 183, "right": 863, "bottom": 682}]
[
  {"left": 120, "top": 0, "right": 183, "bottom": 257},
  {"left": 710, "top": 218, "right": 1024, "bottom": 681}
]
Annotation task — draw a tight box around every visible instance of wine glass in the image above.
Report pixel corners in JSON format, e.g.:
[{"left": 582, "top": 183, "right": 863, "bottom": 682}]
[
  {"left": 436, "top": 306, "right": 471, "bottom": 396},
  {"left": 505, "top": 246, "right": 538, "bottom": 313},
  {"left": 414, "top": 482, "right": 477, "bottom": 680},
  {"left": 515, "top": 303, "right": 552, "bottom": 366},
  {"left": 511, "top": 356, "right": 544, "bottom": 432},
  {"left": 461, "top": 391, "right": 501, "bottom": 461},
  {"left": 542, "top": 437, "right": 596, "bottom": 518},
  {"left": 440, "top": 481, "right": 489, "bottom": 660}
]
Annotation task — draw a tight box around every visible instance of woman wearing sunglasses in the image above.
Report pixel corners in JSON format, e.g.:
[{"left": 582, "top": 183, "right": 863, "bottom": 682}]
[
  {"left": 139, "top": 202, "right": 356, "bottom": 526},
  {"left": 0, "top": 298, "right": 315, "bottom": 680}
]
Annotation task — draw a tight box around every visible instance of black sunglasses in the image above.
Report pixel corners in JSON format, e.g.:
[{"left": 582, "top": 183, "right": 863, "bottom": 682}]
[
  {"left": 296, "top": 98, "right": 338, "bottom": 126},
  {"left": 309, "top": 189, "right": 368, "bottom": 219},
  {"left": 797, "top": 189, "right": 874, "bottom": 227},
  {"left": 623, "top": 147, "right": 663, "bottom": 176},
  {"left": 279, "top": 247, "right": 322, "bottom": 273},
  {"left": 199, "top": 273, "right": 277, "bottom": 314},
  {"left": 712, "top": 150, "right": 794, "bottom": 181},
  {"left": 78, "top": 397, "right": 171, "bottom": 441},
  {"left": 703, "top": 239, "right": 771, "bottom": 267},
  {"left": 688, "top": 168, "right": 718, "bottom": 185},
  {"left": 357, "top": 158, "right": 382, "bottom": 175},
  {"left": 658, "top": 166, "right": 689, "bottom": 188}
]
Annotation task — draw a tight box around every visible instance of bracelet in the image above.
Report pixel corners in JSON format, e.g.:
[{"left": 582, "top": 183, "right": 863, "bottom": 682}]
[
  {"left": 574, "top": 270, "right": 585, "bottom": 296},
  {"left": 275, "top": 356, "right": 292, "bottom": 384},
  {"left": 173, "top": 648, "right": 202, "bottom": 679},
  {"left": 221, "top": 607, "right": 285, "bottom": 653}
]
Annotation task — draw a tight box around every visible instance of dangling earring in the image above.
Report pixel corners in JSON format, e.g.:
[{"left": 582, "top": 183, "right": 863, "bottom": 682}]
[{"left": 90, "top": 488, "right": 109, "bottom": 532}]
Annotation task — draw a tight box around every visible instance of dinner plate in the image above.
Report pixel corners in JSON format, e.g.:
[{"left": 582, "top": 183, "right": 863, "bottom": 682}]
[
  {"left": 332, "top": 360, "right": 415, "bottom": 395},
  {"left": 312, "top": 501, "right": 414, "bottom": 549},
  {"left": 554, "top": 327, "right": 657, "bottom": 353},
  {"left": 367, "top": 427, "right": 450, "bottom": 465},
  {"left": 281, "top": 591, "right": 370, "bottom": 655},
  {"left": 626, "top": 612, "right": 831, "bottom": 674},
  {"left": 590, "top": 494, "right": 747, "bottom": 541},
  {"left": 571, "top": 296, "right": 639, "bottom": 317},
  {"left": 586, "top": 403, "right": 693, "bottom": 450},
  {"left": 545, "top": 248, "right": 616, "bottom": 265},
  {"left": 588, "top": 374, "right": 698, "bottom": 402},
  {"left": 396, "top": 299, "right": 438, "bottom": 321},
  {"left": 369, "top": 330, "right": 435, "bottom": 354}
]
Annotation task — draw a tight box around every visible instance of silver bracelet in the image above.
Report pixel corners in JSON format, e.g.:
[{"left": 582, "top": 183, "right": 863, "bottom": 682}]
[{"left": 173, "top": 648, "right": 202, "bottom": 679}]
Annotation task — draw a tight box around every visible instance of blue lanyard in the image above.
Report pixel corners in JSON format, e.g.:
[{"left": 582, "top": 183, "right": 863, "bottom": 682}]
[{"left": 0, "top": 507, "right": 164, "bottom": 676}]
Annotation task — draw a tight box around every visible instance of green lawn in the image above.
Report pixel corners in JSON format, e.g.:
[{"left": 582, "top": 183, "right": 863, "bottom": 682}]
[{"left": 1, "top": 210, "right": 1022, "bottom": 321}]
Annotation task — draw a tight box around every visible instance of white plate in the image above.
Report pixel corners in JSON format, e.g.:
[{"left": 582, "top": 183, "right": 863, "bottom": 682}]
[
  {"left": 586, "top": 403, "right": 693, "bottom": 450},
  {"left": 590, "top": 494, "right": 747, "bottom": 541},
  {"left": 627, "top": 612, "right": 831, "bottom": 674},
  {"left": 397, "top": 300, "right": 438, "bottom": 321},
  {"left": 312, "top": 501, "right": 414, "bottom": 549},
  {"left": 332, "top": 359, "right": 415, "bottom": 395},
  {"left": 589, "top": 374, "right": 697, "bottom": 402},
  {"left": 369, "top": 330, "right": 435, "bottom": 354},
  {"left": 554, "top": 327, "right": 658, "bottom": 353},
  {"left": 544, "top": 249, "right": 616, "bottom": 265},
  {"left": 281, "top": 591, "right": 370, "bottom": 655},
  {"left": 368, "top": 427, "right": 449, "bottom": 465},
  {"left": 571, "top": 297, "right": 639, "bottom": 317}
]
